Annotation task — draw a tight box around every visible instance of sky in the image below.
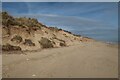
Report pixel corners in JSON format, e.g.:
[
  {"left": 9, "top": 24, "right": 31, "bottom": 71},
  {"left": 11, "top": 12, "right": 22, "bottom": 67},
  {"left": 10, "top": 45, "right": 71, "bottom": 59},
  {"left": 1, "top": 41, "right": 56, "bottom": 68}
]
[
  {"left": 2, "top": 2, "right": 118, "bottom": 43},
  {"left": 2, "top": 0, "right": 120, "bottom": 2}
]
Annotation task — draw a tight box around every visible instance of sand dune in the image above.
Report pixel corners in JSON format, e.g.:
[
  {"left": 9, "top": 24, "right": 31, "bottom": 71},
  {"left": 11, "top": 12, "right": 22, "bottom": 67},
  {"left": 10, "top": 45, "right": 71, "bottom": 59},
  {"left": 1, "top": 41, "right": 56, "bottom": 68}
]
[{"left": 2, "top": 41, "right": 118, "bottom": 78}]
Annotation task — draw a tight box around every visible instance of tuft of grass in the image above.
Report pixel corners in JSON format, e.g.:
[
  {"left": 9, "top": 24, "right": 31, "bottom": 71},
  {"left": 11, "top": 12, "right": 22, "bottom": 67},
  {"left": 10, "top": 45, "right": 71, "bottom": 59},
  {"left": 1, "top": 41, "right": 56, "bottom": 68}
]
[
  {"left": 49, "top": 27, "right": 59, "bottom": 32},
  {"left": 23, "top": 39, "right": 35, "bottom": 46},
  {"left": 2, "top": 12, "right": 17, "bottom": 27},
  {"left": 59, "top": 42, "right": 66, "bottom": 47},
  {"left": 45, "top": 31, "right": 48, "bottom": 34},
  {"left": 73, "top": 34, "right": 81, "bottom": 37},
  {"left": 53, "top": 37, "right": 65, "bottom": 43},
  {"left": 11, "top": 35, "right": 23, "bottom": 43},
  {"left": 2, "top": 12, "right": 42, "bottom": 31},
  {"left": 74, "top": 38, "right": 77, "bottom": 40},
  {"left": 63, "top": 30, "right": 72, "bottom": 34},
  {"left": 39, "top": 37, "right": 53, "bottom": 48},
  {"left": 52, "top": 41, "right": 56, "bottom": 44},
  {"left": 49, "top": 27, "right": 63, "bottom": 32},
  {"left": 2, "top": 43, "right": 21, "bottom": 51},
  {"left": 16, "top": 17, "right": 42, "bottom": 29}
]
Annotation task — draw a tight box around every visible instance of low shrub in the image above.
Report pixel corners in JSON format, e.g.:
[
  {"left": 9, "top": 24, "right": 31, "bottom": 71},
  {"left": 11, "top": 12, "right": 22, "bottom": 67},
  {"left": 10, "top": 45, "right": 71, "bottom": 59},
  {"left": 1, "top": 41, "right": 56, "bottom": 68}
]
[
  {"left": 23, "top": 39, "right": 35, "bottom": 46},
  {"left": 59, "top": 42, "right": 66, "bottom": 47},
  {"left": 73, "top": 34, "right": 81, "bottom": 37},
  {"left": 63, "top": 30, "right": 72, "bottom": 34},
  {"left": 74, "top": 38, "right": 76, "bottom": 40},
  {"left": 65, "top": 35, "right": 68, "bottom": 37},
  {"left": 53, "top": 37, "right": 65, "bottom": 43},
  {"left": 39, "top": 37, "right": 53, "bottom": 48},
  {"left": 52, "top": 41, "right": 56, "bottom": 44},
  {"left": 58, "top": 28, "right": 62, "bottom": 31},
  {"left": 49, "top": 27, "right": 59, "bottom": 32},
  {"left": 11, "top": 35, "right": 23, "bottom": 43},
  {"left": 45, "top": 31, "right": 48, "bottom": 34},
  {"left": 2, "top": 43, "right": 21, "bottom": 51}
]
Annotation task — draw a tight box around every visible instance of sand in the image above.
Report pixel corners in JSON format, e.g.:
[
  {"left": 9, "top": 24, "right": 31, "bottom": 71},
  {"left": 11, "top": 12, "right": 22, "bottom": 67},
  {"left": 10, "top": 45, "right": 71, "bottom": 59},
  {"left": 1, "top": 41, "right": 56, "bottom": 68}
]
[
  {"left": 0, "top": 54, "right": 2, "bottom": 79},
  {"left": 2, "top": 41, "right": 118, "bottom": 78}
]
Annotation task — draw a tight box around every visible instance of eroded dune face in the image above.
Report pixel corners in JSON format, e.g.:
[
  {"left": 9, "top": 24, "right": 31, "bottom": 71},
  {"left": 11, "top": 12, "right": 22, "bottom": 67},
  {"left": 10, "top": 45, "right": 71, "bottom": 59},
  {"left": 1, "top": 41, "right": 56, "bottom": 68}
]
[{"left": 1, "top": 12, "right": 93, "bottom": 51}]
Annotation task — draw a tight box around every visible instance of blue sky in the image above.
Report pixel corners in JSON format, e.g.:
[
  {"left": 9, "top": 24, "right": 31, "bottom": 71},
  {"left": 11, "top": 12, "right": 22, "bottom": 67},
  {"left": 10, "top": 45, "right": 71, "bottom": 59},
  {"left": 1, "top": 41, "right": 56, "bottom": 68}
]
[{"left": 2, "top": 2, "right": 118, "bottom": 43}]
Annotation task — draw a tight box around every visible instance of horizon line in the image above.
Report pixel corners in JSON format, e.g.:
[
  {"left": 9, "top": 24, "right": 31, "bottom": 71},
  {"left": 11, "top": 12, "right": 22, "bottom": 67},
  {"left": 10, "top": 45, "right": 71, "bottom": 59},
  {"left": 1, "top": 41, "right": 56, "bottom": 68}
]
[{"left": 1, "top": 0, "right": 119, "bottom": 2}]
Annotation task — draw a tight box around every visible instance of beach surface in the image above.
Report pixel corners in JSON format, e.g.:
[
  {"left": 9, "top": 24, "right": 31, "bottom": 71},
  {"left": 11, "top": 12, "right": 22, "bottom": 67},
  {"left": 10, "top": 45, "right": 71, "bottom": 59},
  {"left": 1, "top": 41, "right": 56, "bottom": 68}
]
[
  {"left": 2, "top": 41, "right": 118, "bottom": 78},
  {"left": 0, "top": 54, "right": 2, "bottom": 79}
]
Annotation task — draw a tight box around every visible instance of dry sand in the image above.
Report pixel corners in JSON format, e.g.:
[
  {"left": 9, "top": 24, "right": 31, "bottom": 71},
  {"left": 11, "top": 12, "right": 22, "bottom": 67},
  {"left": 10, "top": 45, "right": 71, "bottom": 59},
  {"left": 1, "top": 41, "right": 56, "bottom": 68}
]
[
  {"left": 0, "top": 54, "right": 2, "bottom": 79},
  {"left": 2, "top": 41, "right": 118, "bottom": 78}
]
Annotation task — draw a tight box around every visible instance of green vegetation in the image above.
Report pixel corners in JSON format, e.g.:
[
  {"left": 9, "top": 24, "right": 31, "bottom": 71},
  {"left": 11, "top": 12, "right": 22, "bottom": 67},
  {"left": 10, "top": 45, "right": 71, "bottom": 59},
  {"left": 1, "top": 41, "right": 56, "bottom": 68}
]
[
  {"left": 2, "top": 43, "right": 21, "bottom": 51},
  {"left": 45, "top": 31, "right": 48, "bottom": 34},
  {"left": 49, "top": 27, "right": 63, "bottom": 32},
  {"left": 11, "top": 35, "right": 23, "bottom": 43},
  {"left": 73, "top": 34, "right": 81, "bottom": 37},
  {"left": 63, "top": 30, "right": 72, "bottom": 34},
  {"left": 23, "top": 39, "right": 35, "bottom": 46},
  {"left": 53, "top": 37, "right": 65, "bottom": 43},
  {"left": 63, "top": 34, "right": 68, "bottom": 37},
  {"left": 49, "top": 27, "right": 59, "bottom": 32},
  {"left": 2, "top": 12, "right": 17, "bottom": 35},
  {"left": 15, "top": 17, "right": 41, "bottom": 29},
  {"left": 52, "top": 36, "right": 66, "bottom": 47},
  {"left": 2, "top": 12, "right": 84, "bottom": 51},
  {"left": 2, "top": 12, "right": 82, "bottom": 38},
  {"left": 39, "top": 37, "right": 53, "bottom": 48},
  {"left": 59, "top": 42, "right": 66, "bottom": 47},
  {"left": 52, "top": 41, "right": 56, "bottom": 44},
  {"left": 2, "top": 12, "right": 17, "bottom": 27},
  {"left": 63, "top": 30, "right": 81, "bottom": 37},
  {"left": 2, "top": 12, "right": 42, "bottom": 31}
]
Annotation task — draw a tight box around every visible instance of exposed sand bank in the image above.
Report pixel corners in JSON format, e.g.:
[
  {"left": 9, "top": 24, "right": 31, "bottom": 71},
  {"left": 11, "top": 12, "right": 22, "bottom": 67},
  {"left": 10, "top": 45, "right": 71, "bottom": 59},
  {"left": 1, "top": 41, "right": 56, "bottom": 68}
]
[{"left": 2, "top": 41, "right": 118, "bottom": 78}]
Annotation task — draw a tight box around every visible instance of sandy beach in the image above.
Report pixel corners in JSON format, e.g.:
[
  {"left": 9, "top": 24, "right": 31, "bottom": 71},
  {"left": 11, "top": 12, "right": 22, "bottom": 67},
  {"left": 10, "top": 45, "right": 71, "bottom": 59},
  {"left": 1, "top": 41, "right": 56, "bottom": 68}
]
[
  {"left": 1, "top": 2, "right": 119, "bottom": 79},
  {"left": 2, "top": 41, "right": 118, "bottom": 78},
  {"left": 0, "top": 54, "right": 2, "bottom": 79}
]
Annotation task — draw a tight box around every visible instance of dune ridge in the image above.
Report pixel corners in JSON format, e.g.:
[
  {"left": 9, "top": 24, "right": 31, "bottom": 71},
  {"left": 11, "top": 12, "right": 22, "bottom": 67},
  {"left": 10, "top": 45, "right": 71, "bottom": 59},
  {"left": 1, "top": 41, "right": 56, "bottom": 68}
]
[{"left": 1, "top": 12, "right": 93, "bottom": 51}]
